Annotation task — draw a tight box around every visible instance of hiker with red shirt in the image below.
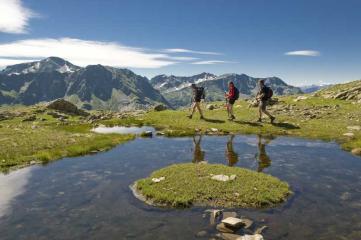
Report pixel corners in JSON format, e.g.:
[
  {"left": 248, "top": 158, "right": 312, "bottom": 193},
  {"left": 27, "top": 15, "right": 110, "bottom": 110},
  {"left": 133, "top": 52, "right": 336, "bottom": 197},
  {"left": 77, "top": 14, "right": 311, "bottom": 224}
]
[{"left": 225, "top": 81, "right": 237, "bottom": 120}]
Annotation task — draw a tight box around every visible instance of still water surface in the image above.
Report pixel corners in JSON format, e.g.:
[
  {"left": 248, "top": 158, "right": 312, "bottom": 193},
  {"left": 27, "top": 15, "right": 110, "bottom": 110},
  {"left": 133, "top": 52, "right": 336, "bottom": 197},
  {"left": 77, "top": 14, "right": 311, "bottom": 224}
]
[{"left": 0, "top": 135, "right": 361, "bottom": 240}]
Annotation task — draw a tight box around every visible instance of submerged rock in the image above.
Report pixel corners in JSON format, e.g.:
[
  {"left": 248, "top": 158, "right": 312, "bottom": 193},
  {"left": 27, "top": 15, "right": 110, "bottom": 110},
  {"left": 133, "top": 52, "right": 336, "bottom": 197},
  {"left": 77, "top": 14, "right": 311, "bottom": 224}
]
[
  {"left": 351, "top": 148, "right": 361, "bottom": 156},
  {"left": 195, "top": 230, "right": 208, "bottom": 237},
  {"left": 254, "top": 226, "right": 268, "bottom": 234},
  {"left": 221, "top": 233, "right": 264, "bottom": 240}
]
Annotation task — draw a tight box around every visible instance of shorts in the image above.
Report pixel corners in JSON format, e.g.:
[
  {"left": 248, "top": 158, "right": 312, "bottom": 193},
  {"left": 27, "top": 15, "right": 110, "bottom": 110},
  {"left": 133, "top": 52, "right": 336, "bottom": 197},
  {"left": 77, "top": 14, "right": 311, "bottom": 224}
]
[
  {"left": 228, "top": 99, "right": 236, "bottom": 105},
  {"left": 194, "top": 97, "right": 202, "bottom": 103},
  {"left": 259, "top": 100, "right": 268, "bottom": 111}
]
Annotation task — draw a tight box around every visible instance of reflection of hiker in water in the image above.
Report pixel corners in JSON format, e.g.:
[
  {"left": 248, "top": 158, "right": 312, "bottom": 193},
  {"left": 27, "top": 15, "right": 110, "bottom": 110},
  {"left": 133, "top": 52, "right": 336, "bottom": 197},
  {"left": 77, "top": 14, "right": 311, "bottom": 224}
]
[
  {"left": 192, "top": 135, "right": 205, "bottom": 163},
  {"left": 255, "top": 135, "right": 273, "bottom": 172},
  {"left": 226, "top": 135, "right": 238, "bottom": 166}
]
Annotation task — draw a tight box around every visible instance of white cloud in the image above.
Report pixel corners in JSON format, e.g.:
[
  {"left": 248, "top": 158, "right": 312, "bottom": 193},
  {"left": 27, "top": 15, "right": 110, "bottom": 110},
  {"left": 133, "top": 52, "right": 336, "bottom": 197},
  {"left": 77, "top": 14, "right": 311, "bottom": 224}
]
[
  {"left": 0, "top": 167, "right": 34, "bottom": 218},
  {"left": 191, "top": 60, "right": 236, "bottom": 65},
  {"left": 285, "top": 50, "right": 320, "bottom": 57},
  {"left": 0, "top": 0, "right": 36, "bottom": 34},
  {"left": 0, "top": 38, "right": 182, "bottom": 68},
  {"left": 164, "top": 48, "right": 221, "bottom": 55},
  {"left": 0, "top": 58, "right": 35, "bottom": 67}
]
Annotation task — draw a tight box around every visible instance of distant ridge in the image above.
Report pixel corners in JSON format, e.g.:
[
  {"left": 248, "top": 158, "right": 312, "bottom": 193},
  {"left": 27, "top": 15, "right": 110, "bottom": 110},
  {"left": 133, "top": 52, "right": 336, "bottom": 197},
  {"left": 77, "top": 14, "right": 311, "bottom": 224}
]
[{"left": 150, "top": 73, "right": 302, "bottom": 107}]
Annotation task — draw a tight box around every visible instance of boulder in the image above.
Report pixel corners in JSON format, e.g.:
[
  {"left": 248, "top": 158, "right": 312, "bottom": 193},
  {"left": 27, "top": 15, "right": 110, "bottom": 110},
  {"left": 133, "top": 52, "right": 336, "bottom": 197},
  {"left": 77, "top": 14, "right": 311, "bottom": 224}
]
[
  {"left": 46, "top": 99, "right": 89, "bottom": 116},
  {"left": 293, "top": 96, "right": 308, "bottom": 102},
  {"left": 151, "top": 177, "right": 165, "bottom": 183},
  {"left": 217, "top": 223, "right": 238, "bottom": 233},
  {"left": 22, "top": 115, "right": 36, "bottom": 122},
  {"left": 211, "top": 175, "right": 229, "bottom": 182},
  {"left": 154, "top": 104, "right": 167, "bottom": 111},
  {"left": 222, "top": 217, "right": 244, "bottom": 228},
  {"left": 343, "top": 132, "right": 354, "bottom": 137},
  {"left": 347, "top": 126, "right": 361, "bottom": 131},
  {"left": 351, "top": 148, "right": 361, "bottom": 156},
  {"left": 207, "top": 104, "right": 215, "bottom": 110},
  {"left": 211, "top": 174, "right": 236, "bottom": 182},
  {"left": 140, "top": 131, "right": 153, "bottom": 137}
]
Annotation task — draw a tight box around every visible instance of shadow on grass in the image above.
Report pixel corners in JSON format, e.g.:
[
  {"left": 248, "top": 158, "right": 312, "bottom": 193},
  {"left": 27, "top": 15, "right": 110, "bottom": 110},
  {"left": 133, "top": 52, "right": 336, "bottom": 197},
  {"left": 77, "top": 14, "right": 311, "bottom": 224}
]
[
  {"left": 272, "top": 122, "right": 300, "bottom": 129},
  {"left": 203, "top": 118, "right": 226, "bottom": 124},
  {"left": 233, "top": 120, "right": 263, "bottom": 127}
]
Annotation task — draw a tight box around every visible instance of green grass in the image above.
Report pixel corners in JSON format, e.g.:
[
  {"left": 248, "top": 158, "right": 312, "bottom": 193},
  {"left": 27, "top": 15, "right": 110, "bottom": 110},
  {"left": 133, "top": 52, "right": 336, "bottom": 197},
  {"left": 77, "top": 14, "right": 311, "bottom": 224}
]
[
  {"left": 135, "top": 163, "right": 291, "bottom": 208},
  {"left": 0, "top": 109, "right": 135, "bottom": 173},
  {"left": 139, "top": 96, "right": 361, "bottom": 152}
]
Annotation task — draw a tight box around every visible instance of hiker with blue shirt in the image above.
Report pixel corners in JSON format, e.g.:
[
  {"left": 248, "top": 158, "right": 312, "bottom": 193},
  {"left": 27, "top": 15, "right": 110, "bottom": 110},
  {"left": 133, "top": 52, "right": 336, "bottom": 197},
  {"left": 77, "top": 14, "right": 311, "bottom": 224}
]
[{"left": 256, "top": 79, "right": 275, "bottom": 123}]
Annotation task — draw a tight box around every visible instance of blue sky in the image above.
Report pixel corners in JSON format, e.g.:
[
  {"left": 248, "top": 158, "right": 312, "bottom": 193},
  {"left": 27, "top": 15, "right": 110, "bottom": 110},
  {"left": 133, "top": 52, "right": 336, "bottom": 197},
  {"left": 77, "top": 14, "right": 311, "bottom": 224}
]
[{"left": 0, "top": 0, "right": 360, "bottom": 86}]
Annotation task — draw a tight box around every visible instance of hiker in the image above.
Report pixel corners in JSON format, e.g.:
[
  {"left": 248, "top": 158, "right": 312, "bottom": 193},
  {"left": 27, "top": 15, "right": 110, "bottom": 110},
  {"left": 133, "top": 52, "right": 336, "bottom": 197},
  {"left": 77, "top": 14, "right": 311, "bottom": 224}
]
[
  {"left": 192, "top": 135, "right": 205, "bottom": 163},
  {"left": 224, "top": 81, "right": 239, "bottom": 120},
  {"left": 188, "top": 83, "right": 205, "bottom": 119},
  {"left": 225, "top": 135, "right": 239, "bottom": 166},
  {"left": 255, "top": 135, "right": 273, "bottom": 172},
  {"left": 256, "top": 80, "right": 275, "bottom": 123}
]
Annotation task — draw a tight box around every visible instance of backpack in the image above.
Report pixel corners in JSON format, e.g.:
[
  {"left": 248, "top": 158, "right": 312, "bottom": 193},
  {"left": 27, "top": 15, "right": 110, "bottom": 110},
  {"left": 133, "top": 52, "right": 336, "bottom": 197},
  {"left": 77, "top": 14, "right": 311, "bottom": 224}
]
[
  {"left": 264, "top": 86, "right": 273, "bottom": 99},
  {"left": 196, "top": 87, "right": 205, "bottom": 99},
  {"left": 233, "top": 87, "right": 240, "bottom": 100}
]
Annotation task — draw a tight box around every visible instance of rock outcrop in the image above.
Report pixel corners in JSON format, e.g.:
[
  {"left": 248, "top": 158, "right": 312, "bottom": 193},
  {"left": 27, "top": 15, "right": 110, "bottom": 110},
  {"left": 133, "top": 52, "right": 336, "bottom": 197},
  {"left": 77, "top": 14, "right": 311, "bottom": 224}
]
[
  {"left": 316, "top": 80, "right": 361, "bottom": 103},
  {"left": 46, "top": 99, "right": 89, "bottom": 116}
]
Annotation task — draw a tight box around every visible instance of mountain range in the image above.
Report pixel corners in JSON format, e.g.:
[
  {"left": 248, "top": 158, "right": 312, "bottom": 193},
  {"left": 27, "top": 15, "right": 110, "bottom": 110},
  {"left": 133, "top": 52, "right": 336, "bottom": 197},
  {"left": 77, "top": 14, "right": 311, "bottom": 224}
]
[
  {"left": 0, "top": 57, "right": 170, "bottom": 110},
  {"left": 150, "top": 73, "right": 302, "bottom": 107},
  {"left": 299, "top": 84, "right": 333, "bottom": 94},
  {"left": 0, "top": 57, "right": 302, "bottom": 110}
]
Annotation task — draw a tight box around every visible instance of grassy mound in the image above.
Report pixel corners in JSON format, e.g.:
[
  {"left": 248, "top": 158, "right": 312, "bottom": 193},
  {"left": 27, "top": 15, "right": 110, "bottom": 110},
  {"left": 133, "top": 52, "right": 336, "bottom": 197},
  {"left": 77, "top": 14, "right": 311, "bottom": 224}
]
[
  {"left": 0, "top": 106, "right": 135, "bottom": 173},
  {"left": 135, "top": 163, "right": 291, "bottom": 208}
]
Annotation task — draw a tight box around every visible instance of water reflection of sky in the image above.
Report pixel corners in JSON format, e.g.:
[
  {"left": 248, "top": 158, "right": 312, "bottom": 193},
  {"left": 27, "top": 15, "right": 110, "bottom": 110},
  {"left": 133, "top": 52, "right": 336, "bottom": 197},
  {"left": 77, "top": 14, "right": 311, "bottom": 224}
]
[
  {"left": 92, "top": 126, "right": 155, "bottom": 135},
  {"left": 0, "top": 167, "right": 35, "bottom": 218},
  {"left": 0, "top": 135, "right": 360, "bottom": 240}
]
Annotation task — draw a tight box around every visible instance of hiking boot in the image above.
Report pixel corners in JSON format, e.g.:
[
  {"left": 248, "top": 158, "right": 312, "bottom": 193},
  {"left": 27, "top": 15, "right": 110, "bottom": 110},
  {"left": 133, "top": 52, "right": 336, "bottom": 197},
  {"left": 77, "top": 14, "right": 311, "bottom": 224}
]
[
  {"left": 228, "top": 115, "right": 235, "bottom": 121},
  {"left": 270, "top": 116, "right": 275, "bottom": 124},
  {"left": 187, "top": 115, "right": 193, "bottom": 119},
  {"left": 257, "top": 118, "right": 262, "bottom": 123}
]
